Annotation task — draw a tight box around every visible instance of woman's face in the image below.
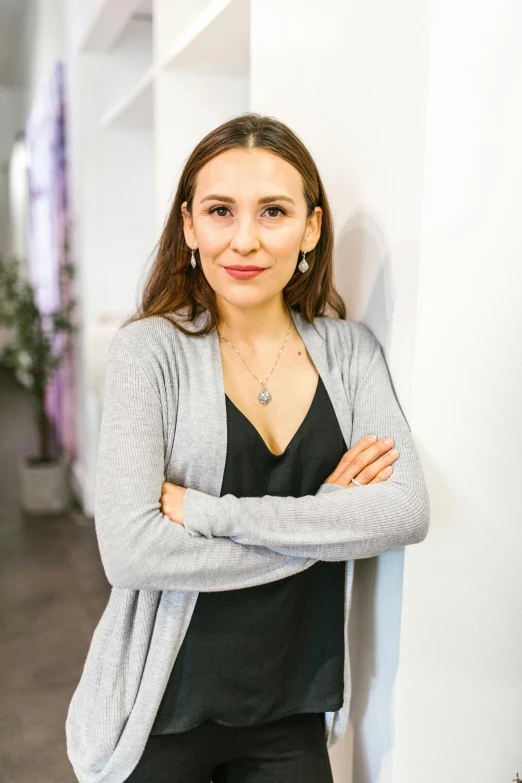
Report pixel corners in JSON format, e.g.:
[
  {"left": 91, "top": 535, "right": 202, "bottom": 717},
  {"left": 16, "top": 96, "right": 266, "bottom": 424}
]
[{"left": 182, "top": 147, "right": 322, "bottom": 312}]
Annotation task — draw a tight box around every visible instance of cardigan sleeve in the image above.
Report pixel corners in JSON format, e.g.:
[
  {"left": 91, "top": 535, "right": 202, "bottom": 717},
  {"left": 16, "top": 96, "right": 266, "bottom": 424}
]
[
  {"left": 182, "top": 321, "right": 430, "bottom": 561},
  {"left": 93, "top": 329, "right": 318, "bottom": 592}
]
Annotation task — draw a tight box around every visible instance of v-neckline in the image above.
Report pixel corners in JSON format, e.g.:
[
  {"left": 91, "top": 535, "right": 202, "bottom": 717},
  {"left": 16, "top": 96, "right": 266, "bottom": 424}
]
[
  {"left": 225, "top": 376, "right": 321, "bottom": 458},
  {"left": 165, "top": 306, "right": 355, "bottom": 503}
]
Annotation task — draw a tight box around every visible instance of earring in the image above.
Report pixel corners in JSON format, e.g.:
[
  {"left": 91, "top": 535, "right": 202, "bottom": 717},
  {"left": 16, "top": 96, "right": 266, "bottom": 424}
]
[
  {"left": 190, "top": 246, "right": 197, "bottom": 268},
  {"left": 298, "top": 250, "right": 309, "bottom": 273}
]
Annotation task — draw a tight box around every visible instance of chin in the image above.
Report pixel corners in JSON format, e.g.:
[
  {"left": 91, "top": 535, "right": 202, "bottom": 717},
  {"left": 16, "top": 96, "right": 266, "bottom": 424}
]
[{"left": 216, "top": 287, "right": 274, "bottom": 309}]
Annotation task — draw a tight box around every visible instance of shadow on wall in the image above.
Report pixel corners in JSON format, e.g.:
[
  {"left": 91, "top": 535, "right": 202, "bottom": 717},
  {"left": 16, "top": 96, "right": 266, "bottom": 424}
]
[
  {"left": 335, "top": 209, "right": 422, "bottom": 360},
  {"left": 329, "top": 210, "right": 411, "bottom": 783},
  {"left": 335, "top": 210, "right": 394, "bottom": 338}
]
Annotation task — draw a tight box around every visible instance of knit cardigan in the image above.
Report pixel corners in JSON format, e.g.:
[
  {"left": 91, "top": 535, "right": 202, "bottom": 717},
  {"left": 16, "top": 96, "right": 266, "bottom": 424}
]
[{"left": 65, "top": 306, "right": 430, "bottom": 783}]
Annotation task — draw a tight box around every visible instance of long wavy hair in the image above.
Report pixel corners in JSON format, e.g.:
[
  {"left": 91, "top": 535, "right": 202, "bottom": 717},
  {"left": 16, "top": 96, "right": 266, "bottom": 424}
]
[{"left": 122, "top": 113, "right": 346, "bottom": 336}]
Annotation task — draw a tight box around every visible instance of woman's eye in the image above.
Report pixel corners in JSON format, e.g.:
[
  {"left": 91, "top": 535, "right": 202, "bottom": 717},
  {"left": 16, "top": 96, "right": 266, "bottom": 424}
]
[
  {"left": 209, "top": 206, "right": 231, "bottom": 217},
  {"left": 208, "top": 206, "right": 286, "bottom": 218},
  {"left": 263, "top": 206, "right": 286, "bottom": 218}
]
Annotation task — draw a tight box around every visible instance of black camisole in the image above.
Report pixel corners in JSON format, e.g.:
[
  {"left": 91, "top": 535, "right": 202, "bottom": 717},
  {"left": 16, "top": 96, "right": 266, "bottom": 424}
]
[{"left": 150, "top": 373, "right": 347, "bottom": 734}]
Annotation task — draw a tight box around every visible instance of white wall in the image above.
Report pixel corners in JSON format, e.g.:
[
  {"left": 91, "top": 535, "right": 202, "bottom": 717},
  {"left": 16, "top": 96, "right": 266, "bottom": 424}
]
[
  {"left": 394, "top": 1, "right": 522, "bottom": 780},
  {"left": 250, "top": 1, "right": 431, "bottom": 780},
  {"left": 24, "top": 0, "right": 65, "bottom": 118},
  {"left": 0, "top": 88, "right": 26, "bottom": 256}
]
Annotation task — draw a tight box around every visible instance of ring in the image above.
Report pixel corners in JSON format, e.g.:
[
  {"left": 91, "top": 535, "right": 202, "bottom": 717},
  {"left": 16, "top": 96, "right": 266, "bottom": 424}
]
[{"left": 351, "top": 477, "right": 361, "bottom": 486}]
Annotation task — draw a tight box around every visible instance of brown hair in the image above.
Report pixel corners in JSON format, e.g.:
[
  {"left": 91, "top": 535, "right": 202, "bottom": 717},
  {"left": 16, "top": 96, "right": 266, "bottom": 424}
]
[{"left": 123, "top": 112, "right": 346, "bottom": 336}]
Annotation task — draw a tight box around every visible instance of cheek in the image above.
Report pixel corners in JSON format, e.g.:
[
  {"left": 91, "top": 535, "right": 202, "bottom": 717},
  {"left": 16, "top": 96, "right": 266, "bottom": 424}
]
[
  {"left": 266, "top": 223, "right": 301, "bottom": 251},
  {"left": 267, "top": 237, "right": 301, "bottom": 273},
  {"left": 194, "top": 219, "right": 227, "bottom": 250},
  {"left": 197, "top": 232, "right": 224, "bottom": 257}
]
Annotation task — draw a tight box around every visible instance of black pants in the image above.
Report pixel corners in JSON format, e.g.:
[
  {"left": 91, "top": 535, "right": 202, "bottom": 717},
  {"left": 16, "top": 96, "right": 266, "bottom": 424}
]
[{"left": 124, "top": 712, "right": 334, "bottom": 783}]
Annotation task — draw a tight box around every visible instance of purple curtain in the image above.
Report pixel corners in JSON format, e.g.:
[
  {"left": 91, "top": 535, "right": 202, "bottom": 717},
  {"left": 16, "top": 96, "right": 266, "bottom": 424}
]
[{"left": 26, "top": 61, "right": 76, "bottom": 462}]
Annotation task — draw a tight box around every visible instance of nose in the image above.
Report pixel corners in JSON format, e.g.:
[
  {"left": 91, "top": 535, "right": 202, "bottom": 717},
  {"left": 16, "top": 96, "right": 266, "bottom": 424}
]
[{"left": 229, "top": 215, "right": 261, "bottom": 255}]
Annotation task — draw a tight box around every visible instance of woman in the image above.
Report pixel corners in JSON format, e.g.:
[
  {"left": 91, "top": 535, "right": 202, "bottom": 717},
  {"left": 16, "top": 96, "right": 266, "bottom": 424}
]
[{"left": 66, "top": 113, "right": 430, "bottom": 783}]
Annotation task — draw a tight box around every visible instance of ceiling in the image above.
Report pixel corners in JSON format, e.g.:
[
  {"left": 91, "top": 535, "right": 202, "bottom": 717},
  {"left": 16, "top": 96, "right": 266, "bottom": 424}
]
[{"left": 0, "top": 0, "right": 35, "bottom": 88}]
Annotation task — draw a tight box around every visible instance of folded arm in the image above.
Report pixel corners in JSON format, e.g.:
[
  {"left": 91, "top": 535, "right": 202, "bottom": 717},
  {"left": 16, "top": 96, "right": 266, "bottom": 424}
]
[
  {"left": 94, "top": 329, "right": 317, "bottom": 592},
  {"left": 182, "top": 322, "right": 430, "bottom": 561}
]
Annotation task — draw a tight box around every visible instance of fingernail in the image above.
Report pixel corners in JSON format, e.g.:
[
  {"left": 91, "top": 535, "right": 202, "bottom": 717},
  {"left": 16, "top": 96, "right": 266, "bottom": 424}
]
[{"left": 367, "top": 435, "right": 377, "bottom": 442}]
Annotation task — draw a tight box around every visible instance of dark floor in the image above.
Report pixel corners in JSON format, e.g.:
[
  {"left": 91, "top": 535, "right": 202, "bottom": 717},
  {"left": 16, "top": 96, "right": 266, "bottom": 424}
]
[{"left": 0, "top": 367, "right": 110, "bottom": 783}]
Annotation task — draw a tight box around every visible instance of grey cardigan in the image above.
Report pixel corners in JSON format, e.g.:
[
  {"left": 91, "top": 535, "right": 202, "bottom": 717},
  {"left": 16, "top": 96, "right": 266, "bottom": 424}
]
[{"left": 65, "top": 306, "right": 430, "bottom": 783}]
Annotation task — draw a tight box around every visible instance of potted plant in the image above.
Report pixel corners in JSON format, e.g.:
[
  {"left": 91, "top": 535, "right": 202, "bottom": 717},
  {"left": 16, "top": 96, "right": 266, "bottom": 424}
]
[{"left": 0, "top": 250, "right": 77, "bottom": 515}]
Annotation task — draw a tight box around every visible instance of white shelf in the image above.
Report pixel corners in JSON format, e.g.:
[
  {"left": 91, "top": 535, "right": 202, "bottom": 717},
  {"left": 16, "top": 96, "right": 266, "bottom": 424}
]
[
  {"left": 81, "top": 0, "right": 152, "bottom": 52},
  {"left": 98, "top": 13, "right": 154, "bottom": 128},
  {"left": 99, "top": 0, "right": 251, "bottom": 129},
  {"left": 100, "top": 65, "right": 155, "bottom": 128},
  {"left": 160, "top": 0, "right": 249, "bottom": 75}
]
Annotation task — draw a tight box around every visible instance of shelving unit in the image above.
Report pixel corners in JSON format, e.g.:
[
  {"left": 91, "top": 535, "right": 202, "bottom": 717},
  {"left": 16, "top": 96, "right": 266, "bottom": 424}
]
[
  {"left": 99, "top": 64, "right": 154, "bottom": 128},
  {"left": 99, "top": 15, "right": 154, "bottom": 127},
  {"left": 160, "top": 0, "right": 249, "bottom": 75},
  {"left": 80, "top": 0, "right": 153, "bottom": 53}
]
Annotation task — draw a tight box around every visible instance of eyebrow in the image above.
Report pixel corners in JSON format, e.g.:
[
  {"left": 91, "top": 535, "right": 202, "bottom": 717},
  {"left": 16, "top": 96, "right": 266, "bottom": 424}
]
[{"left": 200, "top": 194, "right": 296, "bottom": 206}]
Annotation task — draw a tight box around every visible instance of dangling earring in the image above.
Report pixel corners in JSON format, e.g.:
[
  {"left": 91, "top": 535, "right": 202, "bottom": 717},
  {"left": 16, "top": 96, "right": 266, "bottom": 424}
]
[
  {"left": 298, "top": 250, "right": 309, "bottom": 273},
  {"left": 190, "top": 246, "right": 197, "bottom": 268}
]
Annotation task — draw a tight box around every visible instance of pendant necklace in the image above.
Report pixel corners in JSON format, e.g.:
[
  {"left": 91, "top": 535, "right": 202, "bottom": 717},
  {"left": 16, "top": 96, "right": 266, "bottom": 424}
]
[{"left": 217, "top": 316, "right": 292, "bottom": 405}]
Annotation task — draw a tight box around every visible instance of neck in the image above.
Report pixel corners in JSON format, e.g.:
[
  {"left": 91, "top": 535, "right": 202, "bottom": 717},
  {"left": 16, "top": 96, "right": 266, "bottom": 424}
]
[{"left": 216, "top": 295, "right": 293, "bottom": 346}]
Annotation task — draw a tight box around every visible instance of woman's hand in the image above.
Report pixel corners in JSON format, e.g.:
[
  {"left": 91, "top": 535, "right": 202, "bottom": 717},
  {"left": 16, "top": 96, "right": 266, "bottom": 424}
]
[
  {"left": 161, "top": 482, "right": 187, "bottom": 525},
  {"left": 323, "top": 435, "right": 399, "bottom": 488},
  {"left": 161, "top": 436, "right": 397, "bottom": 522}
]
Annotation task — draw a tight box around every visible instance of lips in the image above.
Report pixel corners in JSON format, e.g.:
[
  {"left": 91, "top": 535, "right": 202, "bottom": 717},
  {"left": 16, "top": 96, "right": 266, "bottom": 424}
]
[
  {"left": 224, "top": 265, "right": 266, "bottom": 280},
  {"left": 225, "top": 266, "right": 265, "bottom": 271}
]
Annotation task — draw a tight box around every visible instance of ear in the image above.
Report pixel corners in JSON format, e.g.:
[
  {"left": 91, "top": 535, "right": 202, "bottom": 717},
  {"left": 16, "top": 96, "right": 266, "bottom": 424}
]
[
  {"left": 303, "top": 206, "right": 322, "bottom": 252},
  {"left": 181, "top": 202, "right": 197, "bottom": 248}
]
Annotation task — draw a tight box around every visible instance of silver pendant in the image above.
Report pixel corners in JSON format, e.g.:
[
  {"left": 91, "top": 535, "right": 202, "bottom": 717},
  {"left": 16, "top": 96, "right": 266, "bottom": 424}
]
[{"left": 258, "top": 387, "right": 272, "bottom": 405}]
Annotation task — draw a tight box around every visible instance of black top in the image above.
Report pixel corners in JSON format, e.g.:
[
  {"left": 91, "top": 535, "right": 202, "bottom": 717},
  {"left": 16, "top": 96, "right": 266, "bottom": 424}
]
[{"left": 150, "top": 374, "right": 347, "bottom": 735}]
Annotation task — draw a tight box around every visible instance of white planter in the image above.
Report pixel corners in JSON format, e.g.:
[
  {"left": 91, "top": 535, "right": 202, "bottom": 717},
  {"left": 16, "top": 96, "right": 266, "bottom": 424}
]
[{"left": 17, "top": 454, "right": 71, "bottom": 515}]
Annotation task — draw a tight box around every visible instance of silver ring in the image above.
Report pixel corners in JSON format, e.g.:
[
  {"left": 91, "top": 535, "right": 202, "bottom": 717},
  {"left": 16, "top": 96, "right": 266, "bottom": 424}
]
[{"left": 351, "top": 477, "right": 361, "bottom": 486}]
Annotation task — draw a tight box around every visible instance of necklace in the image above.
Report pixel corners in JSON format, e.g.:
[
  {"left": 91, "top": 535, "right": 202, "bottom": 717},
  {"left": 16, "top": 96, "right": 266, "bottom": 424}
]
[{"left": 217, "top": 315, "right": 293, "bottom": 405}]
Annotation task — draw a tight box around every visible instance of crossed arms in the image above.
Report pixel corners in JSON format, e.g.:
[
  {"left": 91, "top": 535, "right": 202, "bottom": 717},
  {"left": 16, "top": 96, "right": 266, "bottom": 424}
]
[{"left": 94, "top": 324, "right": 430, "bottom": 592}]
